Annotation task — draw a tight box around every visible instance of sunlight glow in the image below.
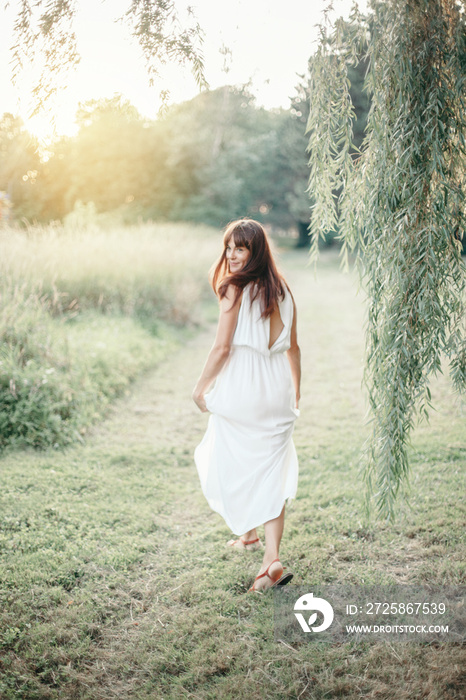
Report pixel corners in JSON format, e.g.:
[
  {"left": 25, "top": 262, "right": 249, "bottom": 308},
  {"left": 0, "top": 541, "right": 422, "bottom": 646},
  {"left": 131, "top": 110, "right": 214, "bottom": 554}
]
[{"left": 1, "top": 0, "right": 368, "bottom": 142}]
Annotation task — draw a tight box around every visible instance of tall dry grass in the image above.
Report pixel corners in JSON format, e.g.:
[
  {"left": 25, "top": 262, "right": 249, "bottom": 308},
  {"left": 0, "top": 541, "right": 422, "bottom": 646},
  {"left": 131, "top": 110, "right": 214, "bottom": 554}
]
[{"left": 0, "top": 221, "right": 220, "bottom": 323}]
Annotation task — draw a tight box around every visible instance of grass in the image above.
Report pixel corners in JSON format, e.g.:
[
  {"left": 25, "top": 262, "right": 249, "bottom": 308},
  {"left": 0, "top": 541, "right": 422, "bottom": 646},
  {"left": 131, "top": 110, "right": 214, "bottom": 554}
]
[
  {"left": 0, "top": 248, "right": 465, "bottom": 699},
  {"left": 0, "top": 222, "right": 221, "bottom": 449},
  {"left": 0, "top": 221, "right": 219, "bottom": 322}
]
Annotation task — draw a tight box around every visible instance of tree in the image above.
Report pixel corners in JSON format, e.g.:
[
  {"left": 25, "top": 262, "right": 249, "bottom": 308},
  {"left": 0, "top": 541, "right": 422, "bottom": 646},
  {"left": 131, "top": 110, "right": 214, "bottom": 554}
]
[
  {"left": 158, "top": 86, "right": 292, "bottom": 227},
  {"left": 39, "top": 95, "right": 179, "bottom": 221},
  {"left": 278, "top": 75, "right": 314, "bottom": 247},
  {"left": 69, "top": 97, "right": 151, "bottom": 212},
  {"left": 0, "top": 113, "right": 42, "bottom": 220},
  {"left": 307, "top": 0, "right": 466, "bottom": 519}
]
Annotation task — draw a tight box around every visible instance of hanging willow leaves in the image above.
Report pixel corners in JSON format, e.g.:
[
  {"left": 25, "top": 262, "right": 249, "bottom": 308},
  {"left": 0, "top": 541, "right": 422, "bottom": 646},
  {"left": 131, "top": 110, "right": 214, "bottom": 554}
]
[
  {"left": 125, "top": 0, "right": 207, "bottom": 94},
  {"left": 307, "top": 0, "right": 466, "bottom": 519},
  {"left": 7, "top": 0, "right": 206, "bottom": 114},
  {"left": 9, "top": 0, "right": 80, "bottom": 115}
]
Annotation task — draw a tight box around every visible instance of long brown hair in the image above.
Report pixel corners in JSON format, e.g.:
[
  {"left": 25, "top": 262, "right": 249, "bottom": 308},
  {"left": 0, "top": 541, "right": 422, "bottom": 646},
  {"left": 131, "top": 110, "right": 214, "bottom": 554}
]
[{"left": 211, "top": 219, "right": 286, "bottom": 318}]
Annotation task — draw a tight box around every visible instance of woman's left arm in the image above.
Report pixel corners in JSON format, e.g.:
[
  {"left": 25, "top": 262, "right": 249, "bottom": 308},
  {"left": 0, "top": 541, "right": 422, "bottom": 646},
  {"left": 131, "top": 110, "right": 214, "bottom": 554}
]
[
  {"left": 192, "top": 285, "right": 241, "bottom": 412},
  {"left": 286, "top": 297, "right": 301, "bottom": 408}
]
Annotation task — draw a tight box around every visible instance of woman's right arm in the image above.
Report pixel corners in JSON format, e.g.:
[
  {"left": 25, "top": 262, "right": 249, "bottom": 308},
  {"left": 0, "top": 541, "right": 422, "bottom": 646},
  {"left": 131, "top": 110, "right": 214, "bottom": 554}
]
[
  {"left": 286, "top": 297, "right": 301, "bottom": 408},
  {"left": 192, "top": 285, "right": 241, "bottom": 412}
]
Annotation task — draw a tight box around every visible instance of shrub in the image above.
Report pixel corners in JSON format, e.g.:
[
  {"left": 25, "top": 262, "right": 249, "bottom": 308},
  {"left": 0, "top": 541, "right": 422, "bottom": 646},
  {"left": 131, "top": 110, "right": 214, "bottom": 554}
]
[{"left": 0, "top": 287, "right": 75, "bottom": 449}]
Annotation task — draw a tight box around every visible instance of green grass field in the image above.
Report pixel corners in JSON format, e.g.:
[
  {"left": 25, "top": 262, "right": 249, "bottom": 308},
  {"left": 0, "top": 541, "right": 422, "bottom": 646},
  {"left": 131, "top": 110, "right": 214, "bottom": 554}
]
[{"left": 0, "top": 245, "right": 465, "bottom": 699}]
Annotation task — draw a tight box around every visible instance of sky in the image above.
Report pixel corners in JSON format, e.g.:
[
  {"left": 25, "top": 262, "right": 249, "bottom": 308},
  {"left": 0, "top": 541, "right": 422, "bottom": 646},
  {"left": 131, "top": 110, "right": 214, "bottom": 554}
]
[{"left": 0, "top": 0, "right": 367, "bottom": 140}]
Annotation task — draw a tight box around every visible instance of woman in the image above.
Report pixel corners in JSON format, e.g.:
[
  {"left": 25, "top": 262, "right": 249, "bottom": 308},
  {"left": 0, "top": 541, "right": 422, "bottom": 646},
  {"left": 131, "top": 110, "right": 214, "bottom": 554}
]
[{"left": 192, "top": 219, "right": 301, "bottom": 593}]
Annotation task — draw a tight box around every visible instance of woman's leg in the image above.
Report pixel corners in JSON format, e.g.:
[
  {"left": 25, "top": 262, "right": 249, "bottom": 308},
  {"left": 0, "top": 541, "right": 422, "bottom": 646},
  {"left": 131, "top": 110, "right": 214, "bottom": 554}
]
[
  {"left": 262, "top": 505, "right": 285, "bottom": 563},
  {"left": 227, "top": 526, "right": 260, "bottom": 549},
  {"left": 251, "top": 506, "right": 286, "bottom": 590},
  {"left": 242, "top": 527, "right": 259, "bottom": 542}
]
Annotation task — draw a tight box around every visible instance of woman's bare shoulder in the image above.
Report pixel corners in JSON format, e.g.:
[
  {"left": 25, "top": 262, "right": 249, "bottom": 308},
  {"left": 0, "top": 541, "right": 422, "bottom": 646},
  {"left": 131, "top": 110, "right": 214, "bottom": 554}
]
[
  {"left": 219, "top": 283, "right": 244, "bottom": 312},
  {"left": 222, "top": 283, "right": 237, "bottom": 301}
]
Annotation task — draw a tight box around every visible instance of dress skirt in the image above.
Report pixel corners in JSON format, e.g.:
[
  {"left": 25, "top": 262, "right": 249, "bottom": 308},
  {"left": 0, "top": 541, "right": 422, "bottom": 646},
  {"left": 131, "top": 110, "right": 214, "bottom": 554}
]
[{"left": 194, "top": 344, "right": 299, "bottom": 535}]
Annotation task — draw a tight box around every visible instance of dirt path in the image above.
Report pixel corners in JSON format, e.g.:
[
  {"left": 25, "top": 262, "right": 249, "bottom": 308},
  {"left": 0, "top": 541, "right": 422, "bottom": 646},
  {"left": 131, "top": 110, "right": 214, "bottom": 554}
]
[{"left": 90, "top": 322, "right": 215, "bottom": 456}]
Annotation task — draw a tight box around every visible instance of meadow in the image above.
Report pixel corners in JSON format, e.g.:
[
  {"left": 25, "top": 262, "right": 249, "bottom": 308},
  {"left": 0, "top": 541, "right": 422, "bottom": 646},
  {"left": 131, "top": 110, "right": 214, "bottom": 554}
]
[
  {"left": 0, "top": 231, "right": 465, "bottom": 699},
  {"left": 0, "top": 222, "right": 220, "bottom": 449}
]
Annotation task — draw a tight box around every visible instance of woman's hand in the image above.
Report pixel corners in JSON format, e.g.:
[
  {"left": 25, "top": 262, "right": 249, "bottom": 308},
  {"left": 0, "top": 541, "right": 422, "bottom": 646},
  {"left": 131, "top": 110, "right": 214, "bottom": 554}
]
[
  {"left": 295, "top": 393, "right": 300, "bottom": 410},
  {"left": 192, "top": 389, "right": 208, "bottom": 413}
]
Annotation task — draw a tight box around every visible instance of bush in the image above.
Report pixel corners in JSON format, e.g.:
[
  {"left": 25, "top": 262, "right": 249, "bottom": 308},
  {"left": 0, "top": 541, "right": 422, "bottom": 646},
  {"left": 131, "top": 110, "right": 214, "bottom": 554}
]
[
  {"left": 0, "top": 287, "right": 74, "bottom": 448},
  {"left": 0, "top": 288, "right": 177, "bottom": 450}
]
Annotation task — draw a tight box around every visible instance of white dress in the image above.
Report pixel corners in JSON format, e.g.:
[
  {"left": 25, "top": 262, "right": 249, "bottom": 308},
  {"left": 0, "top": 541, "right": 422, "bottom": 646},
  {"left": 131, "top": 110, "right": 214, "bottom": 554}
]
[{"left": 194, "top": 283, "right": 299, "bottom": 535}]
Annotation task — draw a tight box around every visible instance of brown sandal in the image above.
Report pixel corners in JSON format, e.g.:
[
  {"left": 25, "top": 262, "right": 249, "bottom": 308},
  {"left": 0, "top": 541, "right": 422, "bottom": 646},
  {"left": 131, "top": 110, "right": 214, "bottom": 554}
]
[
  {"left": 227, "top": 537, "right": 262, "bottom": 551},
  {"left": 248, "top": 558, "right": 294, "bottom": 593}
]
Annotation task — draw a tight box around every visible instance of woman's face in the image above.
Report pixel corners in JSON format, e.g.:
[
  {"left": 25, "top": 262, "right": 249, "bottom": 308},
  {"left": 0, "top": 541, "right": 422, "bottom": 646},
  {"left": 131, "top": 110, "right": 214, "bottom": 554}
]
[{"left": 226, "top": 238, "right": 250, "bottom": 273}]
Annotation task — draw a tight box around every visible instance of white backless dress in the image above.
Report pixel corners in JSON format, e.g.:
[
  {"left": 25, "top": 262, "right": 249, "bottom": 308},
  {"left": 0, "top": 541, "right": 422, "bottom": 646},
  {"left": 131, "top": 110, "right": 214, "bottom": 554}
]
[{"left": 194, "top": 282, "right": 299, "bottom": 535}]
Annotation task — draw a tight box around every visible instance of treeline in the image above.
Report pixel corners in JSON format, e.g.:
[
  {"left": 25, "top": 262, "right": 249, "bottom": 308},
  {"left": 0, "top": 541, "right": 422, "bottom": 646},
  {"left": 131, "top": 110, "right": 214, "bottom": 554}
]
[
  {"left": 0, "top": 87, "right": 308, "bottom": 232},
  {"left": 1, "top": 60, "right": 370, "bottom": 239}
]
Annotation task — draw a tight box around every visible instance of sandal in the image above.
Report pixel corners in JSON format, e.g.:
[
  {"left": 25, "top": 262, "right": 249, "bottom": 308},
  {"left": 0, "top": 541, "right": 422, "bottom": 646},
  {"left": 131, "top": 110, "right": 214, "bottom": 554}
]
[
  {"left": 227, "top": 536, "right": 262, "bottom": 551},
  {"left": 248, "top": 558, "right": 294, "bottom": 593}
]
